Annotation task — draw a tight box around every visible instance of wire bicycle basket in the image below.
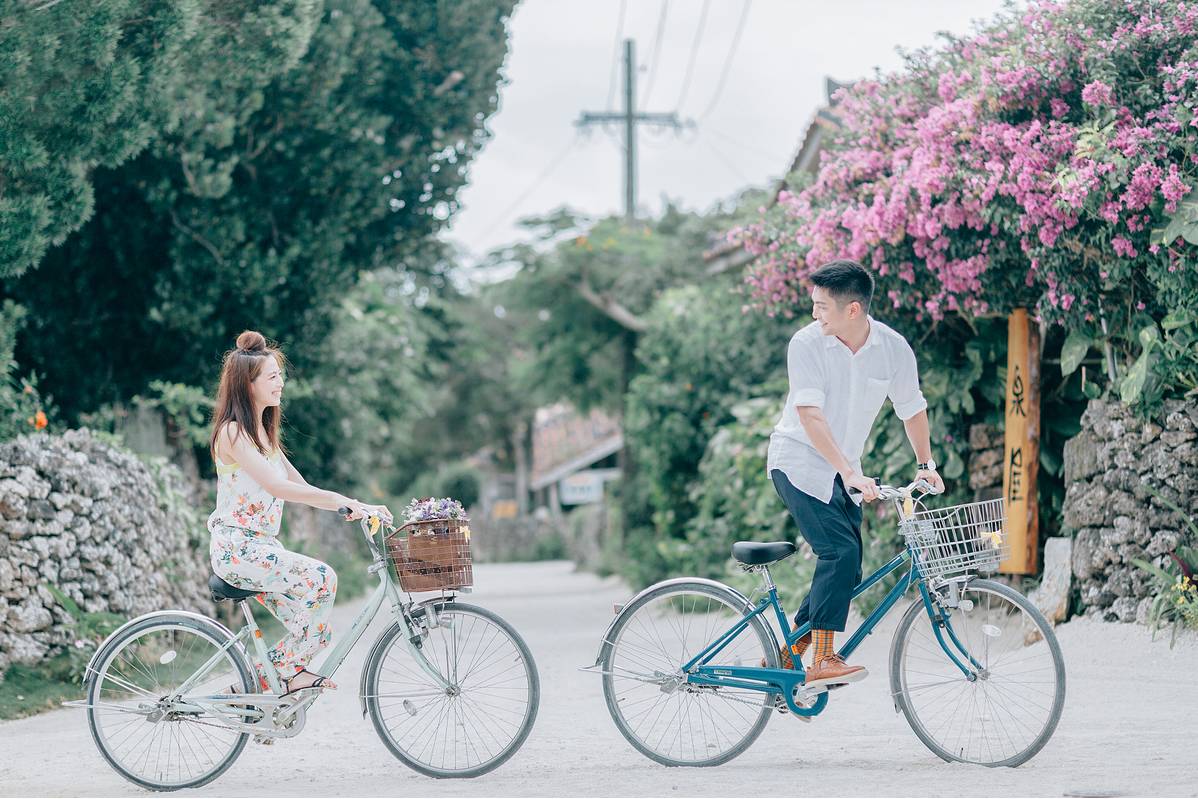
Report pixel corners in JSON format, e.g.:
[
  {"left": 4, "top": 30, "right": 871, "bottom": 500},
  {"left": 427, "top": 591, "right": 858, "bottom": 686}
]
[
  {"left": 899, "top": 497, "right": 1009, "bottom": 583},
  {"left": 378, "top": 517, "right": 474, "bottom": 593}
]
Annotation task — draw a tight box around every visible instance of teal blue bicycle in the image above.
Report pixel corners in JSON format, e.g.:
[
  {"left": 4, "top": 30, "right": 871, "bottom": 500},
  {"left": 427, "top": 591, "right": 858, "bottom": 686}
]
[{"left": 588, "top": 478, "right": 1065, "bottom": 768}]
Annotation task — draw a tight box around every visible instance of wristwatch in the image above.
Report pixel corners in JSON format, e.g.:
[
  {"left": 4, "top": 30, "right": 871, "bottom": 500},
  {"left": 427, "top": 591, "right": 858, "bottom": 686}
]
[{"left": 917, "top": 458, "right": 937, "bottom": 472}]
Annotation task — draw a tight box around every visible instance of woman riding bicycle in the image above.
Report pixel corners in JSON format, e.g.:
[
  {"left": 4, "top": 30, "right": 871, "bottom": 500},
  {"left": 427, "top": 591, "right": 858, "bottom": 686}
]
[{"left": 207, "top": 330, "right": 392, "bottom": 695}]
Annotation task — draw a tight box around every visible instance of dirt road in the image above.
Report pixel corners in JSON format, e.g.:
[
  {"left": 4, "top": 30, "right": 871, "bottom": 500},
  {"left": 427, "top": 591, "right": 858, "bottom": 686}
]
[{"left": 1, "top": 560, "right": 1194, "bottom": 797}]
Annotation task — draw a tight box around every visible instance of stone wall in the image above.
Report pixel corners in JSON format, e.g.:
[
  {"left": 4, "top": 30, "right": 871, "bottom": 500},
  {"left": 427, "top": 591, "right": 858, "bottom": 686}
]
[
  {"left": 967, "top": 423, "right": 1005, "bottom": 496},
  {"left": 1063, "top": 399, "right": 1197, "bottom": 622},
  {"left": 0, "top": 429, "right": 214, "bottom": 678}
]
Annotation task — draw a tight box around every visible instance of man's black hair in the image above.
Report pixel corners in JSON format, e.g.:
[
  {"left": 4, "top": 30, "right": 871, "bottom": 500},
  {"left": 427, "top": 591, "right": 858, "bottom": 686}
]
[{"left": 810, "top": 259, "right": 874, "bottom": 313}]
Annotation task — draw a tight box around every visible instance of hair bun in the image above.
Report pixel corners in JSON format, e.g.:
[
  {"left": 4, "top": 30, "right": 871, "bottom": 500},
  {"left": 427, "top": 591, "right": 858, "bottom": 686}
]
[{"left": 235, "top": 330, "right": 268, "bottom": 353}]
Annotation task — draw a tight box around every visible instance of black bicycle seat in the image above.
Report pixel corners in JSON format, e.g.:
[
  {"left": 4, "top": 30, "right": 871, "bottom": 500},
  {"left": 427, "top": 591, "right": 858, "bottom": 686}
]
[
  {"left": 209, "top": 573, "right": 260, "bottom": 602},
  {"left": 731, "top": 541, "right": 796, "bottom": 565}
]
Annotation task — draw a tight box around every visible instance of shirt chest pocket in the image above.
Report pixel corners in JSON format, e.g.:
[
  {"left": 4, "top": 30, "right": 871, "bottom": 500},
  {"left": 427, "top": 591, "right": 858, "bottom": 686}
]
[{"left": 862, "top": 376, "right": 890, "bottom": 415}]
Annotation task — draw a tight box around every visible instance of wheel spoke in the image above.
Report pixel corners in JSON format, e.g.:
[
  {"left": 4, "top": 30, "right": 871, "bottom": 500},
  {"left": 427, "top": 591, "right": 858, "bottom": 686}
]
[
  {"left": 895, "top": 582, "right": 1064, "bottom": 767},
  {"left": 367, "top": 605, "right": 537, "bottom": 777},
  {"left": 603, "top": 585, "right": 774, "bottom": 767},
  {"left": 88, "top": 620, "right": 249, "bottom": 790}
]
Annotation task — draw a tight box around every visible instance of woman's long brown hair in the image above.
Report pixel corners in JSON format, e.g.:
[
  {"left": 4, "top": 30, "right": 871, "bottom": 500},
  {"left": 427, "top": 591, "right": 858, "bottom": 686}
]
[{"left": 209, "top": 330, "right": 288, "bottom": 464}]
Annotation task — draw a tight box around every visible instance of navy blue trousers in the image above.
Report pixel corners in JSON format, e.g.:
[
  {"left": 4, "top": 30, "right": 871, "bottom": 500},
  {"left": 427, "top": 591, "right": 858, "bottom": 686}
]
[{"left": 770, "top": 470, "right": 863, "bottom": 632}]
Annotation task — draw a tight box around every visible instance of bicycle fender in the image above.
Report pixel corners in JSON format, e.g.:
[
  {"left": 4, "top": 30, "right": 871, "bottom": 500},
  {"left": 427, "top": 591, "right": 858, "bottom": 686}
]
[
  {"left": 589, "top": 578, "right": 777, "bottom": 668},
  {"left": 82, "top": 609, "right": 242, "bottom": 687}
]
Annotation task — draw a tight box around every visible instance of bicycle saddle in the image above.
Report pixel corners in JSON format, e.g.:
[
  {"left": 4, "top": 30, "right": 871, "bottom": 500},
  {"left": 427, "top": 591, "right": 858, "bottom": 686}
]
[
  {"left": 730, "top": 541, "right": 796, "bottom": 565},
  {"left": 208, "top": 573, "right": 260, "bottom": 602}
]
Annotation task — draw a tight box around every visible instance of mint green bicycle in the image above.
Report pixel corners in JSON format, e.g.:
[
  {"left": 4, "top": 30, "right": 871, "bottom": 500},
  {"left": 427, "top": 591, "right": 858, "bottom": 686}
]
[{"left": 65, "top": 512, "right": 539, "bottom": 791}]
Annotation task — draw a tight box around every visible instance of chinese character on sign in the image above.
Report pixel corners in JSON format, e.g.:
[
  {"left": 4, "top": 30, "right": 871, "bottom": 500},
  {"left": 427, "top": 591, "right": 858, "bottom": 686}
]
[
  {"left": 1009, "top": 364, "right": 1027, "bottom": 418},
  {"left": 1007, "top": 447, "right": 1024, "bottom": 503}
]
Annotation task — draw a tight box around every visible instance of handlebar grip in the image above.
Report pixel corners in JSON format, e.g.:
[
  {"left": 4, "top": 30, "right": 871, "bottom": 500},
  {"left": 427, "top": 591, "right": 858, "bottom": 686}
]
[
  {"left": 847, "top": 477, "right": 882, "bottom": 496},
  {"left": 337, "top": 506, "right": 353, "bottom": 519}
]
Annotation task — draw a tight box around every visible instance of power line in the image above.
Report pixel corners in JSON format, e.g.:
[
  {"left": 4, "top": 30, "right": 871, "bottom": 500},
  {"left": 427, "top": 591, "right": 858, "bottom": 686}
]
[
  {"left": 467, "top": 134, "right": 582, "bottom": 250},
  {"left": 696, "top": 0, "right": 752, "bottom": 122},
  {"left": 605, "top": 0, "right": 629, "bottom": 111},
  {"left": 578, "top": 39, "right": 683, "bottom": 222},
  {"left": 673, "top": 0, "right": 711, "bottom": 111},
  {"left": 704, "top": 124, "right": 779, "bottom": 168},
  {"left": 699, "top": 133, "right": 752, "bottom": 185},
  {"left": 639, "top": 0, "right": 670, "bottom": 108}
]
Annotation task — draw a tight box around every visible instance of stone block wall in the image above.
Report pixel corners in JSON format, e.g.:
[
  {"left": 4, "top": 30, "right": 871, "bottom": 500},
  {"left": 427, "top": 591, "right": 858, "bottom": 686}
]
[
  {"left": 1063, "top": 399, "right": 1197, "bottom": 622},
  {"left": 0, "top": 429, "right": 214, "bottom": 678}
]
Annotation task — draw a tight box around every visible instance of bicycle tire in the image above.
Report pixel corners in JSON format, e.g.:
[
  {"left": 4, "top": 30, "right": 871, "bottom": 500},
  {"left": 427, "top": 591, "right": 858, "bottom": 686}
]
[
  {"left": 86, "top": 612, "right": 255, "bottom": 791},
  {"left": 889, "top": 578, "right": 1066, "bottom": 767},
  {"left": 364, "top": 601, "right": 540, "bottom": 778},
  {"left": 600, "top": 580, "right": 777, "bottom": 767}
]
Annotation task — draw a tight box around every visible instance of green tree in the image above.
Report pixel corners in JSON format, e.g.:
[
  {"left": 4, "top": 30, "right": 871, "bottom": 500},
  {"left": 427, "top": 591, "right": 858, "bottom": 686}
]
[
  {"left": 0, "top": 0, "right": 322, "bottom": 277},
  {"left": 4, "top": 0, "right": 517, "bottom": 425},
  {"left": 491, "top": 199, "right": 765, "bottom": 415}
]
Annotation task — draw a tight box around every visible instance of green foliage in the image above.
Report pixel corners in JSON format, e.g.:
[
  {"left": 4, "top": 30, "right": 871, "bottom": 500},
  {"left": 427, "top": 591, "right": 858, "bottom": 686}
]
[
  {"left": 141, "top": 382, "right": 215, "bottom": 451},
  {"left": 281, "top": 267, "right": 441, "bottom": 495},
  {"left": 404, "top": 461, "right": 482, "bottom": 510},
  {"left": 0, "top": 659, "right": 84, "bottom": 720},
  {"left": 1133, "top": 550, "right": 1198, "bottom": 644},
  {"left": 1115, "top": 313, "right": 1198, "bottom": 409},
  {"left": 0, "top": 1, "right": 324, "bottom": 278},
  {"left": 2, "top": 0, "right": 516, "bottom": 439},
  {"left": 41, "top": 584, "right": 125, "bottom": 684},
  {"left": 619, "top": 279, "right": 794, "bottom": 587},
  {"left": 492, "top": 198, "right": 767, "bottom": 414},
  {"left": 0, "top": 300, "right": 54, "bottom": 441}
]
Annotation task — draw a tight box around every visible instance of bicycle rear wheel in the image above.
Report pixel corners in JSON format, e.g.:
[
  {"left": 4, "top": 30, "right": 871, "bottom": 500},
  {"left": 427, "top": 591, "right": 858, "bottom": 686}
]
[
  {"left": 890, "top": 578, "right": 1066, "bottom": 767},
  {"left": 600, "top": 580, "right": 776, "bottom": 767},
  {"left": 86, "top": 613, "right": 254, "bottom": 791},
  {"left": 364, "top": 601, "right": 539, "bottom": 778}
]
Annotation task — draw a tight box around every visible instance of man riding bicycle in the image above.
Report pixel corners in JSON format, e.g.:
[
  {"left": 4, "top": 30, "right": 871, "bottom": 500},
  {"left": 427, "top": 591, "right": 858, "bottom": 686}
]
[{"left": 766, "top": 259, "right": 946, "bottom": 689}]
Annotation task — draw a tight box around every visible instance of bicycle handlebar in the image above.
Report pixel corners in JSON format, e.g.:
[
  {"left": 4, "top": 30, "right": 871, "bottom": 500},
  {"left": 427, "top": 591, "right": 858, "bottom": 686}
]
[
  {"left": 337, "top": 505, "right": 393, "bottom": 537},
  {"left": 847, "top": 477, "right": 943, "bottom": 501}
]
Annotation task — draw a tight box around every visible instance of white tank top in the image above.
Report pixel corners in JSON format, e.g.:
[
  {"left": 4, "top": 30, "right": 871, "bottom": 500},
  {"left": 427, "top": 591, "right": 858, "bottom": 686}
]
[{"left": 207, "top": 446, "right": 287, "bottom": 536}]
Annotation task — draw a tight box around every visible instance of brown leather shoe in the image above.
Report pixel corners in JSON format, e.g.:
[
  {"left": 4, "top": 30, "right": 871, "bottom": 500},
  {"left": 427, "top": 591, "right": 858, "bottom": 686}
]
[
  {"left": 761, "top": 631, "right": 810, "bottom": 669},
  {"left": 803, "top": 654, "right": 868, "bottom": 689}
]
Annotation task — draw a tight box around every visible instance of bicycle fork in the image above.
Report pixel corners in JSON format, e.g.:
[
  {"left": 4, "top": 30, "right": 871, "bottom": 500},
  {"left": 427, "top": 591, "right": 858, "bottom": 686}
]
[{"left": 917, "top": 580, "right": 986, "bottom": 680}]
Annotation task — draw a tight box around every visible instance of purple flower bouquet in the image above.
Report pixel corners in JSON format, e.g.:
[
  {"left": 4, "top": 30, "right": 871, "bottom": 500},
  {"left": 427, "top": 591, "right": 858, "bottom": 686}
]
[{"left": 402, "top": 496, "right": 469, "bottom": 525}]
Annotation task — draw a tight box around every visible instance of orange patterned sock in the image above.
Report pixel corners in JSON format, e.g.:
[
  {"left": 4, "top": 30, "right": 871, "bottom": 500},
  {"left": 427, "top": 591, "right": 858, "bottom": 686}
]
[
  {"left": 778, "top": 631, "right": 811, "bottom": 669},
  {"left": 811, "top": 629, "right": 835, "bottom": 663}
]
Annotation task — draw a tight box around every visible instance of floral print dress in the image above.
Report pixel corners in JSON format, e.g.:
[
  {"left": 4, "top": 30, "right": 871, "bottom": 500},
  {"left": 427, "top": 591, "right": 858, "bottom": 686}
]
[{"left": 208, "top": 448, "right": 336, "bottom": 690}]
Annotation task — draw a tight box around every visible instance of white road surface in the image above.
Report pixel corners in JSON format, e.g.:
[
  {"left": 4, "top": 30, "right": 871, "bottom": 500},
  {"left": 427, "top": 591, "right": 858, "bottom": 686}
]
[{"left": 1, "top": 560, "right": 1195, "bottom": 797}]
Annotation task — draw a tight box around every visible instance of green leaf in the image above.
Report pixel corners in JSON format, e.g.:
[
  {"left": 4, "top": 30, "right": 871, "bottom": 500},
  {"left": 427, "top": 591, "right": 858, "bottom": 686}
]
[
  {"left": 944, "top": 448, "right": 965, "bottom": 480},
  {"left": 1162, "top": 310, "right": 1193, "bottom": 331},
  {"left": 1060, "top": 330, "right": 1091, "bottom": 376},
  {"left": 1120, "top": 349, "right": 1151, "bottom": 404},
  {"left": 1039, "top": 446, "right": 1062, "bottom": 477},
  {"left": 1132, "top": 557, "right": 1176, "bottom": 585},
  {"left": 43, "top": 583, "right": 80, "bottom": 623},
  {"left": 1139, "top": 324, "right": 1160, "bottom": 348}
]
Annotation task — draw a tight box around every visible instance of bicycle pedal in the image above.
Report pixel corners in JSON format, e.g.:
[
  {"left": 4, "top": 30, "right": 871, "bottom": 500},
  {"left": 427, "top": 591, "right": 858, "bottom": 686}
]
[{"left": 252, "top": 735, "right": 276, "bottom": 746}]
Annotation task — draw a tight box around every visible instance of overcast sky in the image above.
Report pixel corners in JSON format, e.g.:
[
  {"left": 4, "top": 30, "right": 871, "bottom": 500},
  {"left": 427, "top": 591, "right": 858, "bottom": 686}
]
[{"left": 443, "top": 0, "right": 1014, "bottom": 266}]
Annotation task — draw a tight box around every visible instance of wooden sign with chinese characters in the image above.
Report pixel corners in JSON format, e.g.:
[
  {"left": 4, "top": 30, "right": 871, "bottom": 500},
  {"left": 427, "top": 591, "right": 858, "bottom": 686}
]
[{"left": 1001, "top": 308, "right": 1040, "bottom": 574}]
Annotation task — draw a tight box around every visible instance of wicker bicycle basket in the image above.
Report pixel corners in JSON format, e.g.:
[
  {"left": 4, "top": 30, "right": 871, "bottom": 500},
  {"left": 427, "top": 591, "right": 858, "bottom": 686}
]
[{"left": 380, "top": 517, "right": 473, "bottom": 592}]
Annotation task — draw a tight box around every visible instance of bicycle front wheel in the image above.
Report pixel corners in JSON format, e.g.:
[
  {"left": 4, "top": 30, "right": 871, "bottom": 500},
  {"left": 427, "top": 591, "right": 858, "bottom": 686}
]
[
  {"left": 364, "top": 601, "right": 539, "bottom": 778},
  {"left": 86, "top": 613, "right": 255, "bottom": 791},
  {"left": 890, "top": 578, "right": 1066, "bottom": 767},
  {"left": 600, "top": 580, "right": 776, "bottom": 768}
]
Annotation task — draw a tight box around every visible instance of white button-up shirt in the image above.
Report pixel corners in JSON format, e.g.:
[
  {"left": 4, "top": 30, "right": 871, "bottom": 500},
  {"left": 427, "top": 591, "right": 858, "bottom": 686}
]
[{"left": 767, "top": 315, "right": 927, "bottom": 506}]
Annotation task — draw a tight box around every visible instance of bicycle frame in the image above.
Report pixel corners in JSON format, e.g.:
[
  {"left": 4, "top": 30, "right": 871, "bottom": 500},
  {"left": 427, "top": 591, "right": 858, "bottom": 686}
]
[
  {"left": 681, "top": 545, "right": 983, "bottom": 717},
  {"left": 74, "top": 520, "right": 456, "bottom": 728}
]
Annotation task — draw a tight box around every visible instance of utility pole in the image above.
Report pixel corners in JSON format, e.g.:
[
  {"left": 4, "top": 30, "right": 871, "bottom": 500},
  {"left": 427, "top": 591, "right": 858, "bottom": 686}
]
[{"left": 577, "top": 39, "right": 683, "bottom": 222}]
